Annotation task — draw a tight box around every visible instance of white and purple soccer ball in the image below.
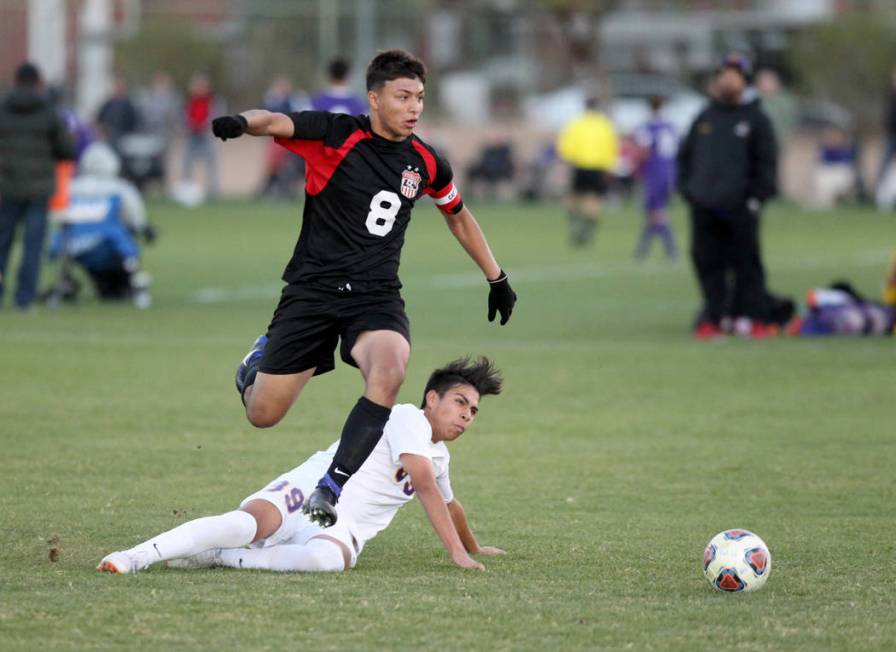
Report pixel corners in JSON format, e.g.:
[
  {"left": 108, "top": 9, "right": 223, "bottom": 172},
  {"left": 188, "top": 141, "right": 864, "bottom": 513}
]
[{"left": 703, "top": 529, "right": 772, "bottom": 592}]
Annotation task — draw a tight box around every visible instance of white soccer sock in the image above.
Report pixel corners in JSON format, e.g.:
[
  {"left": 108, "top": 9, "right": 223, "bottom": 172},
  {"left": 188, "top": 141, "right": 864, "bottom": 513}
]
[
  {"left": 127, "top": 510, "right": 258, "bottom": 568},
  {"left": 217, "top": 538, "right": 346, "bottom": 573}
]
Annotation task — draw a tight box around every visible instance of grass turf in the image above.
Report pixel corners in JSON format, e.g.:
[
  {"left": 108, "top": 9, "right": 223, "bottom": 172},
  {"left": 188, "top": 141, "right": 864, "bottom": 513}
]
[{"left": 0, "top": 198, "right": 893, "bottom": 651}]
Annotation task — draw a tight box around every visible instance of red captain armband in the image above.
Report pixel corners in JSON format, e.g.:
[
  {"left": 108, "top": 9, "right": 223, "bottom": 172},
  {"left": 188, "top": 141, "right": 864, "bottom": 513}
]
[{"left": 427, "top": 182, "right": 464, "bottom": 214}]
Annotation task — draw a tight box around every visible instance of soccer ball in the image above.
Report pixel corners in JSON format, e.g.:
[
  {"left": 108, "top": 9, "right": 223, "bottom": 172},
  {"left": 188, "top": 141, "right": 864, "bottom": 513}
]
[{"left": 703, "top": 529, "right": 771, "bottom": 592}]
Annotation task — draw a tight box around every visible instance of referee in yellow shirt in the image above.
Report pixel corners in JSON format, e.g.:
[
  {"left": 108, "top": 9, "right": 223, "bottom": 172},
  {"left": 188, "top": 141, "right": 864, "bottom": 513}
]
[{"left": 556, "top": 97, "right": 619, "bottom": 247}]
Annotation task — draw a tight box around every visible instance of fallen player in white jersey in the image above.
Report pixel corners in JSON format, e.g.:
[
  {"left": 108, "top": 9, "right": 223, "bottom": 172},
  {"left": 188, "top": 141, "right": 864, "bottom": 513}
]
[{"left": 98, "top": 357, "right": 505, "bottom": 573}]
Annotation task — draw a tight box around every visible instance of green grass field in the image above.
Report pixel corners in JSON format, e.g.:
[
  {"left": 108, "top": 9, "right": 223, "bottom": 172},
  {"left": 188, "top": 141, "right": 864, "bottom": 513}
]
[{"left": 1, "top": 198, "right": 893, "bottom": 651}]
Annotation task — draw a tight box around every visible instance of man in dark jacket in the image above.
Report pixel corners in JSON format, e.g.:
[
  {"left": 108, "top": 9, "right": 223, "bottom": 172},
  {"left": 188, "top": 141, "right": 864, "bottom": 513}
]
[
  {"left": 677, "top": 52, "right": 778, "bottom": 338},
  {"left": 0, "top": 62, "right": 75, "bottom": 310}
]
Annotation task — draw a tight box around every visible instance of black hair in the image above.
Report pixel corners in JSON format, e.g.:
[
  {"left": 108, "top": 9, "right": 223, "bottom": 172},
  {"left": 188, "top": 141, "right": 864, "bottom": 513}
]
[
  {"left": 15, "top": 62, "right": 41, "bottom": 87},
  {"left": 366, "top": 49, "right": 427, "bottom": 91},
  {"left": 585, "top": 96, "right": 599, "bottom": 111},
  {"left": 648, "top": 94, "right": 665, "bottom": 111},
  {"left": 420, "top": 356, "right": 503, "bottom": 408},
  {"left": 328, "top": 57, "right": 351, "bottom": 82}
]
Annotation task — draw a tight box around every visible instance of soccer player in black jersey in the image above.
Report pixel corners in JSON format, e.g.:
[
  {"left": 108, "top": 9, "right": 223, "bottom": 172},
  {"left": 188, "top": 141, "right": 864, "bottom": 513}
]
[{"left": 211, "top": 50, "right": 516, "bottom": 528}]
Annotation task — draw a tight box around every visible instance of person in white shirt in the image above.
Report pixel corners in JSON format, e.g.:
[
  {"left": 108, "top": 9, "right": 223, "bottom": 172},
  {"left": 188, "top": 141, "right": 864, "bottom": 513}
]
[
  {"left": 98, "top": 357, "right": 505, "bottom": 574},
  {"left": 47, "top": 142, "right": 155, "bottom": 307}
]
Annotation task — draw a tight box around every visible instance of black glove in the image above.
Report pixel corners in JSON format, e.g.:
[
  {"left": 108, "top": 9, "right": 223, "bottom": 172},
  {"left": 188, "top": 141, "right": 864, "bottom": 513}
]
[
  {"left": 142, "top": 224, "right": 158, "bottom": 245},
  {"left": 487, "top": 270, "right": 516, "bottom": 325},
  {"left": 212, "top": 114, "right": 248, "bottom": 141}
]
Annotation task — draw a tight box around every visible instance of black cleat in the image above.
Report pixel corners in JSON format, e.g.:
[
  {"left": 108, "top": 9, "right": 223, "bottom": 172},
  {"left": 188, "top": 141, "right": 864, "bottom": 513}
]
[{"left": 303, "top": 486, "right": 338, "bottom": 528}]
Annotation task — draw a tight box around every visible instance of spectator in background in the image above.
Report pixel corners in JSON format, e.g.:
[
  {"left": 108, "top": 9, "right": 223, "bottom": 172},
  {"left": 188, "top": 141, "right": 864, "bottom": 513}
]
[
  {"left": 47, "top": 85, "right": 94, "bottom": 221},
  {"left": 0, "top": 62, "right": 74, "bottom": 311},
  {"left": 136, "top": 71, "right": 182, "bottom": 189},
  {"left": 466, "top": 130, "right": 516, "bottom": 201},
  {"left": 614, "top": 134, "right": 640, "bottom": 202},
  {"left": 96, "top": 75, "right": 139, "bottom": 153},
  {"left": 633, "top": 95, "right": 678, "bottom": 261},
  {"left": 310, "top": 58, "right": 366, "bottom": 116},
  {"left": 809, "top": 123, "right": 858, "bottom": 209},
  {"left": 264, "top": 75, "right": 309, "bottom": 115},
  {"left": 556, "top": 96, "right": 618, "bottom": 247},
  {"left": 182, "top": 72, "right": 219, "bottom": 197},
  {"left": 257, "top": 75, "right": 308, "bottom": 199},
  {"left": 875, "top": 66, "right": 896, "bottom": 204},
  {"left": 49, "top": 85, "right": 94, "bottom": 162},
  {"left": 519, "top": 143, "right": 559, "bottom": 203},
  {"left": 677, "top": 53, "right": 778, "bottom": 339},
  {"left": 47, "top": 142, "right": 155, "bottom": 308},
  {"left": 755, "top": 69, "right": 797, "bottom": 154}
]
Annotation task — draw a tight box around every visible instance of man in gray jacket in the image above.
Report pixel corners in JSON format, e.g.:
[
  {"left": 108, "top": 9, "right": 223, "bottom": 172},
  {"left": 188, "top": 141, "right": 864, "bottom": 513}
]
[{"left": 0, "top": 62, "right": 74, "bottom": 310}]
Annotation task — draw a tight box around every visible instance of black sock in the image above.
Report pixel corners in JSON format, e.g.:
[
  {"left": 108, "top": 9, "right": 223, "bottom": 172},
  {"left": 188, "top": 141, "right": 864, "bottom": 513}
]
[{"left": 325, "top": 396, "right": 392, "bottom": 489}]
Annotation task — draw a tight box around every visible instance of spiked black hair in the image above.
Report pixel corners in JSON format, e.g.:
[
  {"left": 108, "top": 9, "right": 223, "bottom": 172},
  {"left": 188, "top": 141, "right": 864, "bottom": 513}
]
[
  {"left": 421, "top": 356, "right": 503, "bottom": 408},
  {"left": 366, "top": 49, "right": 427, "bottom": 91}
]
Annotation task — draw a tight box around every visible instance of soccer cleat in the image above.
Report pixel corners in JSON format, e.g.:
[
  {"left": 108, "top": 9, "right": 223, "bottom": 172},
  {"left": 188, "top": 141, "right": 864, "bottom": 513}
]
[
  {"left": 166, "top": 549, "right": 222, "bottom": 570},
  {"left": 235, "top": 334, "right": 268, "bottom": 395},
  {"left": 784, "top": 316, "right": 803, "bottom": 337},
  {"left": 303, "top": 486, "right": 339, "bottom": 528},
  {"left": 748, "top": 321, "right": 775, "bottom": 339},
  {"left": 734, "top": 318, "right": 774, "bottom": 339},
  {"left": 693, "top": 321, "right": 725, "bottom": 340},
  {"left": 97, "top": 551, "right": 144, "bottom": 574}
]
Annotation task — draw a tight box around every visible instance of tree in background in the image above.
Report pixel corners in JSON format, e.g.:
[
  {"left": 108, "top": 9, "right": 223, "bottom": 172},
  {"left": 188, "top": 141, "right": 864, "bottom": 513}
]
[
  {"left": 115, "top": 16, "right": 225, "bottom": 99},
  {"left": 790, "top": 13, "right": 896, "bottom": 133}
]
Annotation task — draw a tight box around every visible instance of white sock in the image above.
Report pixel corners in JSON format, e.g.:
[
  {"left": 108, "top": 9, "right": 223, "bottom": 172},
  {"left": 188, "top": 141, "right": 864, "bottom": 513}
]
[
  {"left": 127, "top": 510, "right": 257, "bottom": 568},
  {"left": 217, "top": 538, "right": 345, "bottom": 573}
]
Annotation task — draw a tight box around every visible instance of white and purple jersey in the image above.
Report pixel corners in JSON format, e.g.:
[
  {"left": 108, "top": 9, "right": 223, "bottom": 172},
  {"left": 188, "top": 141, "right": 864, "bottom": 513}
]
[
  {"left": 242, "top": 404, "right": 452, "bottom": 558},
  {"left": 635, "top": 117, "right": 678, "bottom": 210},
  {"left": 338, "top": 403, "right": 452, "bottom": 544}
]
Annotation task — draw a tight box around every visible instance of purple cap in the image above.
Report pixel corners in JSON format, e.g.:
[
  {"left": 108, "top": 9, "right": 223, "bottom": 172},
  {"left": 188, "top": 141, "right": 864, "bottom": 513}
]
[{"left": 717, "top": 52, "right": 753, "bottom": 82}]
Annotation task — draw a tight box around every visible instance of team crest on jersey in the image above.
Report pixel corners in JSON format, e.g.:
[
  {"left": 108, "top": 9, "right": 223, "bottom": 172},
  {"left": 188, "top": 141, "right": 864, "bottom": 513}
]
[
  {"left": 401, "top": 166, "right": 422, "bottom": 199},
  {"left": 735, "top": 121, "right": 751, "bottom": 138}
]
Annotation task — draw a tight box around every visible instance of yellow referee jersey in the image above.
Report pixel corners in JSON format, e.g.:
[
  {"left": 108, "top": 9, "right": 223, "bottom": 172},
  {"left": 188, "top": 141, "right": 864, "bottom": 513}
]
[{"left": 556, "top": 111, "right": 619, "bottom": 171}]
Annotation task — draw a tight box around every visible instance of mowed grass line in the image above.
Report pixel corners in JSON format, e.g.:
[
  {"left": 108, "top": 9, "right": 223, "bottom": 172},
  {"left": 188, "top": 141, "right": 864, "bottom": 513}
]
[{"left": 0, "top": 199, "right": 893, "bottom": 651}]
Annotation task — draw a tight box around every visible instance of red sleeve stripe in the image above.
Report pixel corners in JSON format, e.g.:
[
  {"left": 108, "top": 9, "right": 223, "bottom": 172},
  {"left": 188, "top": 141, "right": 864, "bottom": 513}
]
[
  {"left": 274, "top": 129, "right": 371, "bottom": 195},
  {"left": 411, "top": 139, "right": 437, "bottom": 184},
  {"left": 432, "top": 183, "right": 458, "bottom": 204},
  {"left": 432, "top": 183, "right": 463, "bottom": 213}
]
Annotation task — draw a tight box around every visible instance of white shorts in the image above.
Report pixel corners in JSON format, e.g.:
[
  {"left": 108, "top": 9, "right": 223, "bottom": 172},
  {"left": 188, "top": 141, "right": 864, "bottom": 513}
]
[{"left": 239, "top": 450, "right": 362, "bottom": 568}]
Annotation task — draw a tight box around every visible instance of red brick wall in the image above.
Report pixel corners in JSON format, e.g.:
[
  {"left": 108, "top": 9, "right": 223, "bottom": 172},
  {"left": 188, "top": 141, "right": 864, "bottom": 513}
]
[{"left": 0, "top": 0, "right": 29, "bottom": 88}]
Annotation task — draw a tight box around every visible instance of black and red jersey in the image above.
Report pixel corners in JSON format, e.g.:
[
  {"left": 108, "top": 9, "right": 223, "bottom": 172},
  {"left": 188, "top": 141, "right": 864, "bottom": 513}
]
[{"left": 275, "top": 111, "right": 464, "bottom": 291}]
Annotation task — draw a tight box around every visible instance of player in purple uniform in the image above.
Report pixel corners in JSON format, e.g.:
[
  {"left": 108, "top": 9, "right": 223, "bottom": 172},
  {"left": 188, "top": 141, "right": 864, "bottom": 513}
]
[
  {"left": 633, "top": 96, "right": 678, "bottom": 260},
  {"left": 211, "top": 50, "right": 516, "bottom": 528},
  {"left": 310, "top": 57, "right": 367, "bottom": 116}
]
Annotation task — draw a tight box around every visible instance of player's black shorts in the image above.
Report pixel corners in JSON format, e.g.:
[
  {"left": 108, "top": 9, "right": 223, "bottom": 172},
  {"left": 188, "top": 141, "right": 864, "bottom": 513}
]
[
  {"left": 259, "top": 283, "right": 411, "bottom": 377},
  {"left": 571, "top": 168, "right": 609, "bottom": 196}
]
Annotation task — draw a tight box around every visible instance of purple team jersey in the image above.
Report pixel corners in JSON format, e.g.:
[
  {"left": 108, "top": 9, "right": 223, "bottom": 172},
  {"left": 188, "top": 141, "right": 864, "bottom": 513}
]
[
  {"left": 635, "top": 117, "right": 677, "bottom": 210},
  {"left": 310, "top": 90, "right": 367, "bottom": 116}
]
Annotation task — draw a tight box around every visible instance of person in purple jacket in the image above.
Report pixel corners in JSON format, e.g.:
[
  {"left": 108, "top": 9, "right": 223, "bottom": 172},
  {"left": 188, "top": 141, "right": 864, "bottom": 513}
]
[
  {"left": 310, "top": 58, "right": 367, "bottom": 116},
  {"left": 633, "top": 95, "right": 678, "bottom": 260}
]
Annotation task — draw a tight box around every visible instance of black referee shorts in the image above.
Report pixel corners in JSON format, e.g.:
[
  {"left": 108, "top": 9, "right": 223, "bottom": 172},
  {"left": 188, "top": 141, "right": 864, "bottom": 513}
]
[
  {"left": 259, "top": 284, "right": 411, "bottom": 377},
  {"left": 571, "top": 168, "right": 609, "bottom": 196}
]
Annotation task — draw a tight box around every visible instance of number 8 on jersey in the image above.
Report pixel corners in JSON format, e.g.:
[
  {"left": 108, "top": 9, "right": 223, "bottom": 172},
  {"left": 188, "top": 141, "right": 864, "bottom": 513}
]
[{"left": 366, "top": 190, "right": 401, "bottom": 237}]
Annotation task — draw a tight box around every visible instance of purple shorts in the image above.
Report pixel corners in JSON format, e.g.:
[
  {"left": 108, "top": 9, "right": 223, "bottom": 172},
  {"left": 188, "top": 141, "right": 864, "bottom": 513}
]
[{"left": 644, "top": 177, "right": 673, "bottom": 212}]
